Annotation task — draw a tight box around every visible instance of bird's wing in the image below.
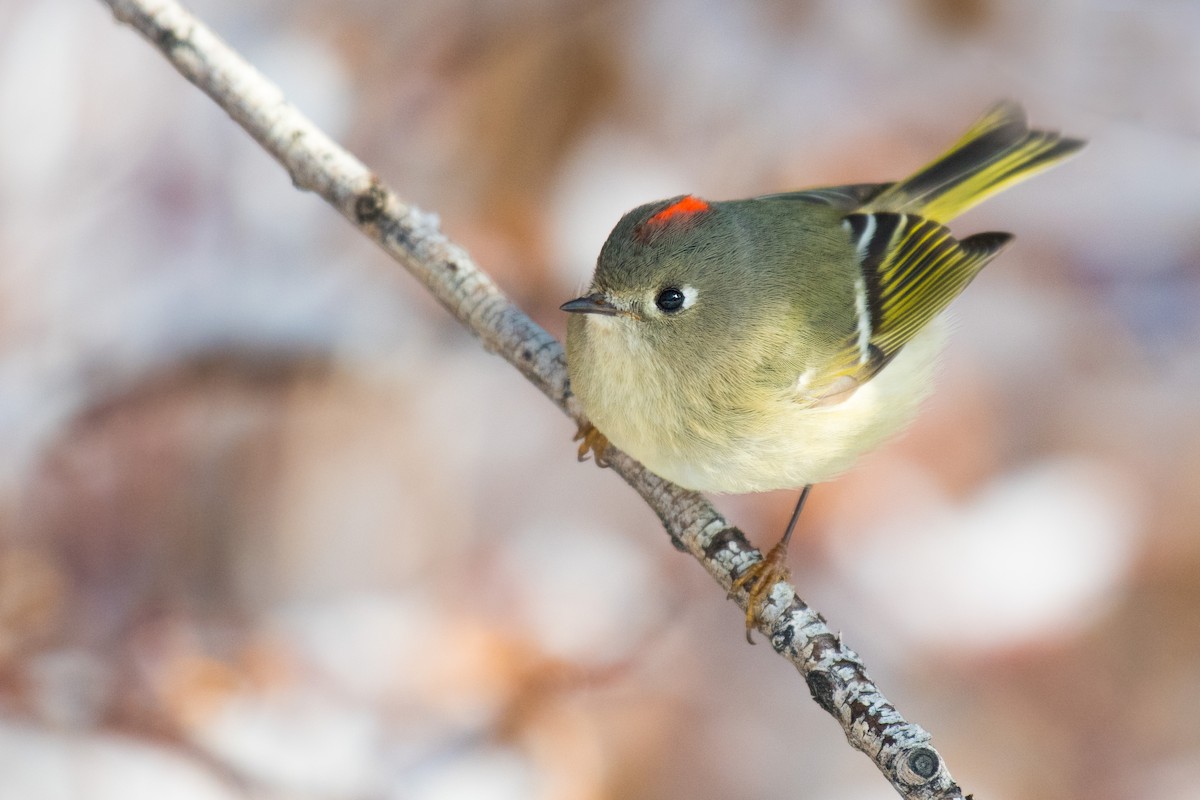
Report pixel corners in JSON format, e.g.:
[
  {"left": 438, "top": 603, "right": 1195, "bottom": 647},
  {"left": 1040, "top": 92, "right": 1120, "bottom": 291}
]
[{"left": 800, "top": 211, "right": 1010, "bottom": 405}]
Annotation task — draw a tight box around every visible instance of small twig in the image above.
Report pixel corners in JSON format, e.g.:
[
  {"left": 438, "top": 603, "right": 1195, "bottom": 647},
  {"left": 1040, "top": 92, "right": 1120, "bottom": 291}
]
[{"left": 98, "top": 1, "right": 966, "bottom": 797}]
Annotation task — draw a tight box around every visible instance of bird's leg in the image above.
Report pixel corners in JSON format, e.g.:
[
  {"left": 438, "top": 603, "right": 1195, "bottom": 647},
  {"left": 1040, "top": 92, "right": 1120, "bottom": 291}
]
[
  {"left": 573, "top": 422, "right": 611, "bottom": 468},
  {"left": 729, "top": 484, "right": 812, "bottom": 644}
]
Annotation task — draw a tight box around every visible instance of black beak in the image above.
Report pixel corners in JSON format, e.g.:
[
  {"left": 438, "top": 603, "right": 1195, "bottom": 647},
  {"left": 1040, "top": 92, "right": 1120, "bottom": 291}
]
[{"left": 560, "top": 293, "right": 620, "bottom": 316}]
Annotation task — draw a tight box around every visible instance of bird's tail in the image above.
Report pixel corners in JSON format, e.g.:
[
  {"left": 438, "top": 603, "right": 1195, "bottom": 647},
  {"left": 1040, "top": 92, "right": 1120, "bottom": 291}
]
[{"left": 862, "top": 101, "right": 1085, "bottom": 223}]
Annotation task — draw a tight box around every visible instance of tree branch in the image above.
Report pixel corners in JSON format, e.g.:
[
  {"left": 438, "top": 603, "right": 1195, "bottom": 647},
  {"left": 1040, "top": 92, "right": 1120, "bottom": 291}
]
[{"left": 99, "top": 1, "right": 967, "bottom": 796}]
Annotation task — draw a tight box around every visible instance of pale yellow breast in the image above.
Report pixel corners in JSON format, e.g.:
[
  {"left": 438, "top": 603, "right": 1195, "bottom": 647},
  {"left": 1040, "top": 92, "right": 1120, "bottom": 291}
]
[{"left": 567, "top": 314, "right": 947, "bottom": 494}]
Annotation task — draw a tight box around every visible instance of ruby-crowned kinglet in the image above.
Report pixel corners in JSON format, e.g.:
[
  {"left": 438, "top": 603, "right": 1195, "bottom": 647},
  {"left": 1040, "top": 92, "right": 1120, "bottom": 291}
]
[{"left": 561, "top": 102, "right": 1083, "bottom": 633}]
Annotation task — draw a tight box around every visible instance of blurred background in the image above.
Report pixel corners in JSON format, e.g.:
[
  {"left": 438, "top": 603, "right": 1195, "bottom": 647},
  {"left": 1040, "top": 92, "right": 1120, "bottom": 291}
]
[{"left": 1, "top": 0, "right": 1198, "bottom": 798}]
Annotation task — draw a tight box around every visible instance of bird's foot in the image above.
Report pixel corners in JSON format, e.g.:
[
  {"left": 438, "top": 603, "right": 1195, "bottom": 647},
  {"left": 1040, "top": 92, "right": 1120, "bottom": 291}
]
[
  {"left": 573, "top": 423, "right": 610, "bottom": 467},
  {"left": 728, "top": 540, "right": 793, "bottom": 644}
]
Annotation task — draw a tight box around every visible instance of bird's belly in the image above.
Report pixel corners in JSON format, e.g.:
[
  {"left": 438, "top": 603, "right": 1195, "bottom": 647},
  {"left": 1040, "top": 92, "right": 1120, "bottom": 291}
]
[
  {"left": 649, "top": 383, "right": 914, "bottom": 492},
  {"left": 597, "top": 321, "right": 947, "bottom": 494}
]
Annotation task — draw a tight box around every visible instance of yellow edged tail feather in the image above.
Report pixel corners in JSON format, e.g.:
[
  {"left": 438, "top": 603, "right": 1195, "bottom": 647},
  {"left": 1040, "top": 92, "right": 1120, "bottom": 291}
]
[{"left": 863, "top": 101, "right": 1086, "bottom": 223}]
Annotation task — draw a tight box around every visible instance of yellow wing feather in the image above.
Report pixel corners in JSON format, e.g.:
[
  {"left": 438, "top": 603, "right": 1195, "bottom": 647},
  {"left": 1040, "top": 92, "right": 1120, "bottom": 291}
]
[{"left": 798, "top": 102, "right": 1083, "bottom": 404}]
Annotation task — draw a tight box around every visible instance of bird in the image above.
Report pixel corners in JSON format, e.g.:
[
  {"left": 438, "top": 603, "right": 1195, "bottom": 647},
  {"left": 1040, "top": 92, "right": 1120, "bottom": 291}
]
[{"left": 561, "top": 101, "right": 1084, "bottom": 638}]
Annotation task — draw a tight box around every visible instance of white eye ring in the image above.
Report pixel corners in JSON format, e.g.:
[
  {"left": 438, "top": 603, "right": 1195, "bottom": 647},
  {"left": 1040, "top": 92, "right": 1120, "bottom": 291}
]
[
  {"left": 653, "top": 285, "right": 699, "bottom": 314},
  {"left": 679, "top": 284, "right": 698, "bottom": 309}
]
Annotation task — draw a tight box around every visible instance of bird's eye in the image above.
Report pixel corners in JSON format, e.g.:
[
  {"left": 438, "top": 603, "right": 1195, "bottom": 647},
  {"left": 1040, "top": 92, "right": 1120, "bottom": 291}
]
[{"left": 655, "top": 287, "right": 686, "bottom": 313}]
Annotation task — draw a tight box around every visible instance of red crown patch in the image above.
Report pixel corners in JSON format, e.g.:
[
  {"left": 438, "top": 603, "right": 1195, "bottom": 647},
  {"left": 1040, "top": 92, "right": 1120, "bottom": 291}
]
[
  {"left": 635, "top": 195, "right": 712, "bottom": 243},
  {"left": 647, "top": 195, "right": 710, "bottom": 225}
]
